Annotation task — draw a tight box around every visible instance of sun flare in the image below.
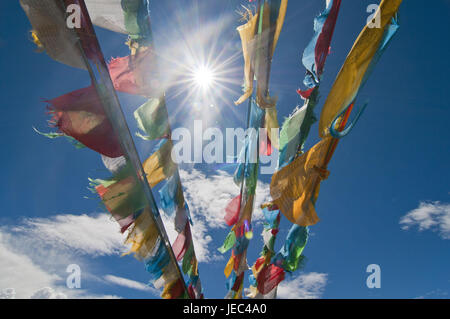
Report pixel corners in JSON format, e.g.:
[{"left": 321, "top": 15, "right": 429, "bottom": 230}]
[{"left": 193, "top": 66, "right": 215, "bottom": 90}]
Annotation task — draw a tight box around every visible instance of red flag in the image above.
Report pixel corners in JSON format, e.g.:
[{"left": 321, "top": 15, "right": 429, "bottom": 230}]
[
  {"left": 172, "top": 223, "right": 192, "bottom": 261},
  {"left": 47, "top": 85, "right": 123, "bottom": 158},
  {"left": 224, "top": 195, "right": 242, "bottom": 227},
  {"left": 108, "top": 48, "right": 157, "bottom": 96},
  {"left": 315, "top": 0, "right": 342, "bottom": 78},
  {"left": 256, "top": 264, "right": 285, "bottom": 295}
]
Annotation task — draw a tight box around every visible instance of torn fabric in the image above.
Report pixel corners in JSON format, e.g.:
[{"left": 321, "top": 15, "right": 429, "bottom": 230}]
[{"left": 46, "top": 85, "right": 124, "bottom": 158}]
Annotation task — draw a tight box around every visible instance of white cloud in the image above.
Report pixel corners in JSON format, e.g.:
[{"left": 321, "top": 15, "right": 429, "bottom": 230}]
[
  {"left": 11, "top": 214, "right": 126, "bottom": 256},
  {"left": 277, "top": 272, "right": 328, "bottom": 299},
  {"left": 0, "top": 214, "right": 128, "bottom": 299},
  {"left": 30, "top": 287, "right": 67, "bottom": 299},
  {"left": 400, "top": 201, "right": 450, "bottom": 239},
  {"left": 180, "top": 169, "right": 270, "bottom": 229},
  {"left": 103, "top": 275, "right": 158, "bottom": 295},
  {"left": 0, "top": 232, "right": 61, "bottom": 298}
]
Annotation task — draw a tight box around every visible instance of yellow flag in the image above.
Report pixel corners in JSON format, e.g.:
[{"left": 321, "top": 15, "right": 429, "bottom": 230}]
[
  {"left": 319, "top": 0, "right": 402, "bottom": 137},
  {"left": 224, "top": 255, "right": 235, "bottom": 278},
  {"left": 143, "top": 140, "right": 176, "bottom": 187},
  {"left": 124, "top": 208, "right": 159, "bottom": 261},
  {"left": 235, "top": 10, "right": 259, "bottom": 105},
  {"left": 265, "top": 107, "right": 279, "bottom": 149},
  {"left": 235, "top": 0, "right": 288, "bottom": 106},
  {"left": 255, "top": 0, "right": 288, "bottom": 109},
  {"left": 270, "top": 138, "right": 332, "bottom": 226}
]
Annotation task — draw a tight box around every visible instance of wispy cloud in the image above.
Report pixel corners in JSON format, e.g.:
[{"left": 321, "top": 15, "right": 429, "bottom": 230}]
[
  {"left": 30, "top": 287, "right": 68, "bottom": 299},
  {"left": 415, "top": 288, "right": 449, "bottom": 299},
  {"left": 0, "top": 213, "right": 128, "bottom": 299},
  {"left": 103, "top": 275, "right": 158, "bottom": 295},
  {"left": 11, "top": 213, "right": 126, "bottom": 256},
  {"left": 0, "top": 232, "right": 61, "bottom": 298},
  {"left": 277, "top": 272, "right": 328, "bottom": 299},
  {"left": 400, "top": 201, "right": 450, "bottom": 239}
]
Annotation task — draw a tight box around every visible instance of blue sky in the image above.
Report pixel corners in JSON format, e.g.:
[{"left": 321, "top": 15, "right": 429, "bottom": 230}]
[{"left": 0, "top": 0, "right": 449, "bottom": 299}]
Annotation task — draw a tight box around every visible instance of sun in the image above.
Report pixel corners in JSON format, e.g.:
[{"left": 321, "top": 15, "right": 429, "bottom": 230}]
[{"left": 193, "top": 66, "right": 215, "bottom": 90}]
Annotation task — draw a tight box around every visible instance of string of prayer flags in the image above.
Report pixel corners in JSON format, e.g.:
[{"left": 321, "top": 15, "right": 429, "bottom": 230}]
[
  {"left": 280, "top": 0, "right": 343, "bottom": 166},
  {"left": 250, "top": 4, "right": 343, "bottom": 297},
  {"left": 319, "top": 0, "right": 402, "bottom": 137},
  {"left": 107, "top": 0, "right": 204, "bottom": 298},
  {"left": 46, "top": 85, "right": 124, "bottom": 158},
  {"left": 23, "top": 0, "right": 191, "bottom": 299},
  {"left": 254, "top": 1, "right": 402, "bottom": 298},
  {"left": 221, "top": 101, "right": 265, "bottom": 298},
  {"left": 222, "top": 0, "right": 289, "bottom": 296},
  {"left": 130, "top": 85, "right": 200, "bottom": 293}
]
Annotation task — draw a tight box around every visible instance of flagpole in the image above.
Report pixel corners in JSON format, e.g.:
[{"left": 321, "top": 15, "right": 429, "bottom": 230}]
[{"left": 69, "top": 0, "right": 189, "bottom": 297}]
